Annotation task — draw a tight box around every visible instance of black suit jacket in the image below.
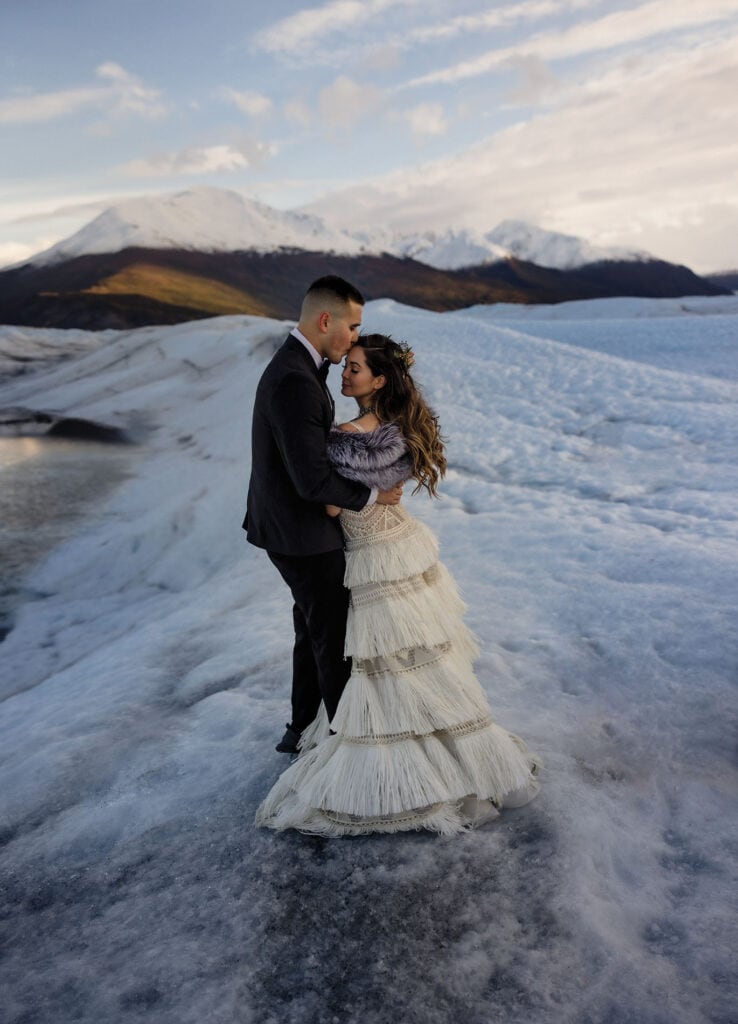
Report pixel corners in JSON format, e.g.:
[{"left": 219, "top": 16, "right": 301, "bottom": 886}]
[{"left": 243, "top": 335, "right": 371, "bottom": 555}]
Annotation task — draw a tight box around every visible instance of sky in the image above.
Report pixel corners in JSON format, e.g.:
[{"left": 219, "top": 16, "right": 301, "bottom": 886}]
[{"left": 1, "top": 0, "right": 738, "bottom": 272}]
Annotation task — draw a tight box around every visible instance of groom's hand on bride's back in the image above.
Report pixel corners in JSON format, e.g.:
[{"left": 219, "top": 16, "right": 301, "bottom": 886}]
[{"left": 377, "top": 483, "right": 403, "bottom": 506}]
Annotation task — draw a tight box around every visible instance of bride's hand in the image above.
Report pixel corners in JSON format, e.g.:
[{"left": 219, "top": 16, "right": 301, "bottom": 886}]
[
  {"left": 325, "top": 504, "right": 342, "bottom": 517},
  {"left": 376, "top": 483, "right": 403, "bottom": 506}
]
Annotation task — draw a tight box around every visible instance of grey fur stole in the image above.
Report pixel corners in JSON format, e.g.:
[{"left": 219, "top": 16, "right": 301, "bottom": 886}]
[{"left": 327, "top": 422, "right": 413, "bottom": 489}]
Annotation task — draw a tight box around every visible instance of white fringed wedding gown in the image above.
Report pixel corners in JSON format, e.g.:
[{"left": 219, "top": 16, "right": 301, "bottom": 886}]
[{"left": 255, "top": 424, "right": 540, "bottom": 836}]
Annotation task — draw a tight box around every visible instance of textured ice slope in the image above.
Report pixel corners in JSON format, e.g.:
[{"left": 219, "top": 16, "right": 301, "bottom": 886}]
[{"left": 0, "top": 298, "right": 736, "bottom": 1024}]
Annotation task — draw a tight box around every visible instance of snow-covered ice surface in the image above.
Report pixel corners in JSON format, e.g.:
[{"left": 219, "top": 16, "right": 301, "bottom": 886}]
[
  {"left": 456, "top": 295, "right": 738, "bottom": 380},
  {"left": 0, "top": 298, "right": 736, "bottom": 1024}
]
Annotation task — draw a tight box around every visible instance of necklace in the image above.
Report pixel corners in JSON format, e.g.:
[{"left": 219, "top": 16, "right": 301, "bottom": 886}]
[{"left": 355, "top": 404, "right": 375, "bottom": 418}]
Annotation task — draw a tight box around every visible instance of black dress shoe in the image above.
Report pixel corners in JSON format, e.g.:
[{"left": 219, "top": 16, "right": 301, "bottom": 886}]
[{"left": 275, "top": 725, "right": 301, "bottom": 754}]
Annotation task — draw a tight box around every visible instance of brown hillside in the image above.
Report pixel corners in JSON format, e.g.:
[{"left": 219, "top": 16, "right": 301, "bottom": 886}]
[
  {"left": 80, "top": 263, "right": 271, "bottom": 317},
  {"left": 0, "top": 247, "right": 727, "bottom": 330}
]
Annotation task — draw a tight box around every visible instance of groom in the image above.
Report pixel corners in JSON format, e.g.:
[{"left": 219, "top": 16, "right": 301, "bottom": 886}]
[{"left": 244, "top": 275, "right": 402, "bottom": 753}]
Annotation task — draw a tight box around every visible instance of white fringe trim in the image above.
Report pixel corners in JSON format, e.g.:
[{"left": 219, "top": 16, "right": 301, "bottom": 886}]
[
  {"left": 258, "top": 798, "right": 499, "bottom": 837},
  {"left": 255, "top": 718, "right": 540, "bottom": 829},
  {"left": 296, "top": 704, "right": 331, "bottom": 752},
  {"left": 343, "top": 515, "right": 438, "bottom": 587},
  {"left": 299, "top": 734, "right": 466, "bottom": 816},
  {"left": 345, "top": 561, "right": 472, "bottom": 660},
  {"left": 332, "top": 645, "right": 491, "bottom": 738},
  {"left": 259, "top": 799, "right": 475, "bottom": 837}
]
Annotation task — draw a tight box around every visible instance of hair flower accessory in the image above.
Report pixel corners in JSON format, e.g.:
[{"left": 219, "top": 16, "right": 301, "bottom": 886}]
[{"left": 394, "top": 340, "right": 415, "bottom": 372}]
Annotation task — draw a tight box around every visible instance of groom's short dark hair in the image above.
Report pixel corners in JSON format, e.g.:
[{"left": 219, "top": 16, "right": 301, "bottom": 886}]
[{"left": 305, "top": 275, "right": 364, "bottom": 307}]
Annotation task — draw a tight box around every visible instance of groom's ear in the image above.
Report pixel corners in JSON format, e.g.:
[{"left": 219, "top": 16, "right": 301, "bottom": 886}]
[{"left": 317, "top": 311, "right": 330, "bottom": 334}]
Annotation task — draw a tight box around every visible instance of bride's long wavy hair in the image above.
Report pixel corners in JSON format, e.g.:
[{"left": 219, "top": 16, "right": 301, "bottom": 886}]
[{"left": 352, "top": 334, "right": 447, "bottom": 496}]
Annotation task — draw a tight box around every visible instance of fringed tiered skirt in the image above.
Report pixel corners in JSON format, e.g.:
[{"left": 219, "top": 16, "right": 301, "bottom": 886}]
[{"left": 255, "top": 504, "right": 541, "bottom": 836}]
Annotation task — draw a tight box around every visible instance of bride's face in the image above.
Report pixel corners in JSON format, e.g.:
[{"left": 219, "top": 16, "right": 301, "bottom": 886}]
[{"left": 341, "top": 345, "right": 385, "bottom": 405}]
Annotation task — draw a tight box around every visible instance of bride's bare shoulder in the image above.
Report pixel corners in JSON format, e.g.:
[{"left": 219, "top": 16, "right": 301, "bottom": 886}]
[{"left": 337, "top": 413, "right": 381, "bottom": 433}]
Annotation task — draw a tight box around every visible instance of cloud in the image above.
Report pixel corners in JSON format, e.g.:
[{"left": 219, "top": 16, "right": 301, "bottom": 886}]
[
  {"left": 503, "top": 55, "right": 559, "bottom": 105},
  {"left": 252, "top": 1, "right": 597, "bottom": 69},
  {"left": 626, "top": 202, "right": 738, "bottom": 272},
  {"left": 408, "top": 0, "right": 590, "bottom": 45},
  {"left": 284, "top": 98, "right": 313, "bottom": 128},
  {"left": 0, "top": 63, "right": 165, "bottom": 124},
  {"left": 252, "top": 0, "right": 595, "bottom": 65},
  {"left": 0, "top": 238, "right": 61, "bottom": 268},
  {"left": 254, "top": 0, "right": 421, "bottom": 56},
  {"left": 8, "top": 198, "right": 119, "bottom": 225},
  {"left": 220, "top": 88, "right": 273, "bottom": 117},
  {"left": 360, "top": 43, "right": 402, "bottom": 73},
  {"left": 305, "top": 35, "right": 738, "bottom": 271},
  {"left": 402, "top": 103, "right": 448, "bottom": 141},
  {"left": 95, "top": 62, "right": 166, "bottom": 116},
  {"left": 0, "top": 86, "right": 103, "bottom": 124},
  {"left": 406, "top": 0, "right": 738, "bottom": 86},
  {"left": 120, "top": 141, "right": 275, "bottom": 178},
  {"left": 318, "top": 75, "right": 382, "bottom": 129}
]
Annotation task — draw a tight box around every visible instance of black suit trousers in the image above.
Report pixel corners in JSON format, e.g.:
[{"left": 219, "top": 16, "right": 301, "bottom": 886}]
[{"left": 267, "top": 548, "right": 351, "bottom": 732}]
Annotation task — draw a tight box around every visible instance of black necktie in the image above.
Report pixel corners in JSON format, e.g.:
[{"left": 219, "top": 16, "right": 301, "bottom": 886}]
[{"left": 318, "top": 360, "right": 330, "bottom": 381}]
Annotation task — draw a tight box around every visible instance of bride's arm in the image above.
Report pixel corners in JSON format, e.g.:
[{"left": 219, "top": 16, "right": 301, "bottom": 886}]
[{"left": 325, "top": 504, "right": 341, "bottom": 517}]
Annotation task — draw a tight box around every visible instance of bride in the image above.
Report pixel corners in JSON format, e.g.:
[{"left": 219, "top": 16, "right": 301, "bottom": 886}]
[{"left": 256, "top": 333, "right": 540, "bottom": 835}]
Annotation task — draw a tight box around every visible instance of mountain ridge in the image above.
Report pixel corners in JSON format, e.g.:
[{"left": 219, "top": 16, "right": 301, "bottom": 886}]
[
  {"left": 705, "top": 269, "right": 738, "bottom": 293},
  {"left": 22, "top": 186, "right": 646, "bottom": 274},
  {"left": 0, "top": 246, "right": 725, "bottom": 331}
]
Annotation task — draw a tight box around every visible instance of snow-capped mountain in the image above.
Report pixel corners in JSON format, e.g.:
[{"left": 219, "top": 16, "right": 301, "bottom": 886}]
[
  {"left": 382, "top": 222, "right": 645, "bottom": 271},
  {"left": 3, "top": 187, "right": 726, "bottom": 331},
  {"left": 485, "top": 219, "right": 645, "bottom": 270},
  {"left": 387, "top": 229, "right": 509, "bottom": 271},
  {"left": 31, "top": 187, "right": 369, "bottom": 266},
  {"left": 25, "top": 186, "right": 648, "bottom": 272}
]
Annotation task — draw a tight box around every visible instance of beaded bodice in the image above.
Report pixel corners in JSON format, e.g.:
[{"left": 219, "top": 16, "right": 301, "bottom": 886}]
[{"left": 339, "top": 502, "right": 413, "bottom": 547}]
